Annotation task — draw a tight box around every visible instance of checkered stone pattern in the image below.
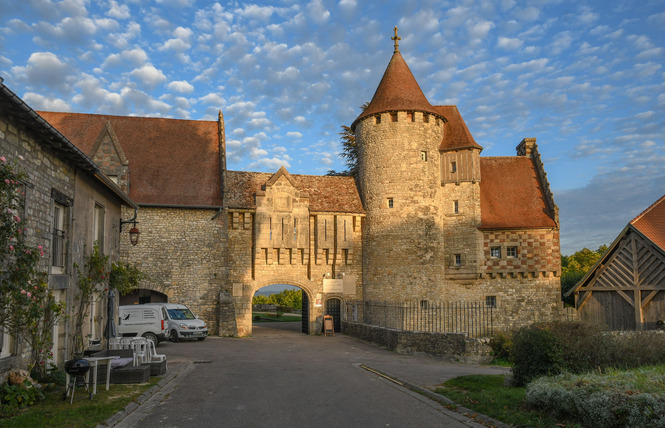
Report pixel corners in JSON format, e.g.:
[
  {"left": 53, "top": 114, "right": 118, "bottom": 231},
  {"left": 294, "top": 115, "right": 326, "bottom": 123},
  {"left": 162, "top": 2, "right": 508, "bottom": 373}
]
[{"left": 483, "top": 229, "right": 560, "bottom": 275}]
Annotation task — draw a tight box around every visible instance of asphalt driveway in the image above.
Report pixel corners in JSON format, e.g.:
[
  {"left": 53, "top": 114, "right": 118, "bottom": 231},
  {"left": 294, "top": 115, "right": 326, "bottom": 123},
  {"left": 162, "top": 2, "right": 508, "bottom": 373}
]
[{"left": 117, "top": 323, "right": 508, "bottom": 428}]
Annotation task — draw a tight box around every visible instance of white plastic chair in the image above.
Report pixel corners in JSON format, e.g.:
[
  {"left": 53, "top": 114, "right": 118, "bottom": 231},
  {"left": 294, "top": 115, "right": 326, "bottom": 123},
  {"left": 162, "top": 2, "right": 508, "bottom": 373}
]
[{"left": 130, "top": 338, "right": 148, "bottom": 365}]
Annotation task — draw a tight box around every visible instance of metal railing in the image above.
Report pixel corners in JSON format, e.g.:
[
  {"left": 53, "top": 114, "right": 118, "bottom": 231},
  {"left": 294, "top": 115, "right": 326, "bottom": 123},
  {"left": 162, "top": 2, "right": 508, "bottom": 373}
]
[{"left": 344, "top": 300, "right": 494, "bottom": 338}]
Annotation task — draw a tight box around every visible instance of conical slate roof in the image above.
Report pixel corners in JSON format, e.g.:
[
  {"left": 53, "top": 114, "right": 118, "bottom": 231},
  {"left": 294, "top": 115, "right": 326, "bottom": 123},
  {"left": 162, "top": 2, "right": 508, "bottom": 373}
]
[{"left": 351, "top": 51, "right": 443, "bottom": 130}]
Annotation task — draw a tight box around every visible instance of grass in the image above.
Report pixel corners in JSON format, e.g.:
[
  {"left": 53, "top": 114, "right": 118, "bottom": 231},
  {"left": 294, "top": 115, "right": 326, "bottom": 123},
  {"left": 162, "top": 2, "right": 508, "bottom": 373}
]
[
  {"left": 435, "top": 375, "right": 581, "bottom": 428},
  {"left": 252, "top": 312, "right": 302, "bottom": 322},
  {"left": 1, "top": 377, "right": 159, "bottom": 428}
]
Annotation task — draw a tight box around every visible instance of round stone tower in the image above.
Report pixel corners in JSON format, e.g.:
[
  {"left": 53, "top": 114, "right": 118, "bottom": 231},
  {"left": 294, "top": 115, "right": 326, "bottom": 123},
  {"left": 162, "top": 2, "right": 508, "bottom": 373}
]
[{"left": 352, "top": 32, "right": 450, "bottom": 301}]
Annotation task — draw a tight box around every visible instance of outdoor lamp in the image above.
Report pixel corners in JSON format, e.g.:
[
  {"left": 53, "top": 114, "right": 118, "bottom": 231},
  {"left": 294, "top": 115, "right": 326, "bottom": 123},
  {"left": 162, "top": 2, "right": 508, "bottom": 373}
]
[{"left": 128, "top": 225, "right": 140, "bottom": 246}]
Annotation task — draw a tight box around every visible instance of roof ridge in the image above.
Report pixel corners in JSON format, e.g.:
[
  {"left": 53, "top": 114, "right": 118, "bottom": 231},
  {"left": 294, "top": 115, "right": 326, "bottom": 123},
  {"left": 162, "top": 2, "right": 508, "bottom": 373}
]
[
  {"left": 37, "top": 110, "right": 217, "bottom": 124},
  {"left": 630, "top": 193, "right": 665, "bottom": 224}
]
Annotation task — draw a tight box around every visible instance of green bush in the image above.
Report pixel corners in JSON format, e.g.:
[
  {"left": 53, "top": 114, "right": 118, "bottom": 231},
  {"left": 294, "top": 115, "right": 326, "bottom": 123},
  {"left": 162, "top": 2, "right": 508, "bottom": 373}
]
[
  {"left": 525, "top": 366, "right": 665, "bottom": 427},
  {"left": 511, "top": 324, "right": 563, "bottom": 386},
  {"left": 546, "top": 321, "right": 611, "bottom": 373},
  {"left": 489, "top": 331, "right": 512, "bottom": 360},
  {"left": 0, "top": 380, "right": 45, "bottom": 412}
]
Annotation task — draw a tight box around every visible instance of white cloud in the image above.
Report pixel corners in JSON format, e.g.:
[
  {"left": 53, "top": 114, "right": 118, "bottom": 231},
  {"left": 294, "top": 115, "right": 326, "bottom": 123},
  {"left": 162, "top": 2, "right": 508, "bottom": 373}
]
[
  {"left": 11, "top": 52, "right": 72, "bottom": 89},
  {"left": 159, "top": 26, "right": 193, "bottom": 52},
  {"left": 497, "top": 36, "right": 523, "bottom": 50},
  {"left": 167, "top": 80, "right": 194, "bottom": 93},
  {"left": 248, "top": 157, "right": 291, "bottom": 171},
  {"left": 102, "top": 48, "right": 147, "bottom": 68},
  {"left": 306, "top": 0, "right": 330, "bottom": 23},
  {"left": 199, "top": 93, "right": 225, "bottom": 105},
  {"left": 286, "top": 132, "right": 302, "bottom": 138},
  {"left": 107, "top": 0, "right": 130, "bottom": 19},
  {"left": 236, "top": 4, "right": 275, "bottom": 20},
  {"left": 23, "top": 92, "right": 71, "bottom": 111},
  {"left": 129, "top": 65, "right": 167, "bottom": 89},
  {"left": 155, "top": 0, "right": 195, "bottom": 8},
  {"left": 338, "top": 0, "right": 356, "bottom": 11}
]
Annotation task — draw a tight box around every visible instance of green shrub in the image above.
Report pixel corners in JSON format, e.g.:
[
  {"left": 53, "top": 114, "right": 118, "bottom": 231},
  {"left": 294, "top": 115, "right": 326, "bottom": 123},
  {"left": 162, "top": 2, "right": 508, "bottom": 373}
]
[
  {"left": 511, "top": 324, "right": 563, "bottom": 386},
  {"left": 525, "top": 367, "right": 665, "bottom": 427},
  {"left": 546, "top": 321, "right": 611, "bottom": 373},
  {"left": 0, "top": 380, "right": 45, "bottom": 411},
  {"left": 608, "top": 331, "right": 665, "bottom": 369},
  {"left": 489, "top": 331, "right": 513, "bottom": 360}
]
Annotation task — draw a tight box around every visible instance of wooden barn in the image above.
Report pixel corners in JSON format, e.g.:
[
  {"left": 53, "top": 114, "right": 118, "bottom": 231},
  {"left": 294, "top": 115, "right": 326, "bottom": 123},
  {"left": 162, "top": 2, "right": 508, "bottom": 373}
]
[{"left": 567, "top": 194, "right": 665, "bottom": 330}]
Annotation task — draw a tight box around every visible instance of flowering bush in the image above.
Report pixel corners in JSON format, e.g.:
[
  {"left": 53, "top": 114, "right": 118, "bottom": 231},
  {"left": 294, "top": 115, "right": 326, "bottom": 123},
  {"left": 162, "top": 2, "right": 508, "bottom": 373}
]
[{"left": 0, "top": 155, "right": 64, "bottom": 381}]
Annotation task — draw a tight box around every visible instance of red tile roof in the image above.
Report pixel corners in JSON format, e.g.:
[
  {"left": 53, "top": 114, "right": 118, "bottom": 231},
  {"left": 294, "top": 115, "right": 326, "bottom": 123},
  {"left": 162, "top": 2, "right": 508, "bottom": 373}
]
[
  {"left": 434, "top": 105, "right": 483, "bottom": 151},
  {"left": 630, "top": 193, "right": 665, "bottom": 250},
  {"left": 225, "top": 170, "right": 364, "bottom": 214},
  {"left": 37, "top": 111, "right": 222, "bottom": 207},
  {"left": 352, "top": 52, "right": 442, "bottom": 129},
  {"left": 479, "top": 157, "right": 557, "bottom": 229}
]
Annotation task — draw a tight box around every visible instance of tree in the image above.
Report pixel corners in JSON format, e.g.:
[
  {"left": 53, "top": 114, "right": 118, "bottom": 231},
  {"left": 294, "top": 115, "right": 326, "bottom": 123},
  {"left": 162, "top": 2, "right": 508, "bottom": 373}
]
[
  {"left": 0, "top": 155, "right": 65, "bottom": 380},
  {"left": 560, "top": 245, "right": 608, "bottom": 306},
  {"left": 327, "top": 103, "right": 368, "bottom": 178}
]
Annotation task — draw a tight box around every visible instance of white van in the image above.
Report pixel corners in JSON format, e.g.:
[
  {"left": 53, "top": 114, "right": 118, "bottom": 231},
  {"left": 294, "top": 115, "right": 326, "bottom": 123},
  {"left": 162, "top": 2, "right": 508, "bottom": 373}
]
[
  {"left": 143, "top": 303, "right": 208, "bottom": 342},
  {"left": 117, "top": 305, "right": 167, "bottom": 344}
]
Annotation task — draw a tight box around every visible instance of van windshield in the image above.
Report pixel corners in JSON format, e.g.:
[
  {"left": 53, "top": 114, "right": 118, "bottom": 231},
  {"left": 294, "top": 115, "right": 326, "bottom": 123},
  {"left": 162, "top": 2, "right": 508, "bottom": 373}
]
[{"left": 167, "top": 308, "right": 195, "bottom": 320}]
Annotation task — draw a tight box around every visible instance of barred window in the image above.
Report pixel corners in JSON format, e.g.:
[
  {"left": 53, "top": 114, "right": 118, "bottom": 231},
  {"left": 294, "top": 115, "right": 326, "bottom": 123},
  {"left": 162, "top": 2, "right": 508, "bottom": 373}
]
[
  {"left": 486, "top": 296, "right": 497, "bottom": 308},
  {"left": 52, "top": 203, "right": 66, "bottom": 273}
]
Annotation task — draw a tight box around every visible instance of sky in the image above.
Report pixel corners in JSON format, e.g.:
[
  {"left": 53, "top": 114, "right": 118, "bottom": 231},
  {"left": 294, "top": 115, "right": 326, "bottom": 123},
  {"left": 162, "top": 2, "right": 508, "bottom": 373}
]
[{"left": 0, "top": 0, "right": 664, "bottom": 255}]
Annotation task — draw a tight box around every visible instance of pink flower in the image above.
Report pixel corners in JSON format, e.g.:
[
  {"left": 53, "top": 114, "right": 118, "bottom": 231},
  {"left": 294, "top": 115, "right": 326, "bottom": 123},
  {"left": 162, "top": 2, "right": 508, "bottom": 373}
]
[
  {"left": 20, "top": 289, "right": 26, "bottom": 294},
  {"left": 0, "top": 156, "right": 5, "bottom": 162},
  {"left": 38, "top": 245, "right": 42, "bottom": 250},
  {"left": 9, "top": 245, "right": 13, "bottom": 251},
  {"left": 13, "top": 216, "right": 20, "bottom": 222},
  {"left": 27, "top": 292, "right": 31, "bottom": 297},
  {"left": 4, "top": 179, "right": 9, "bottom": 184}
]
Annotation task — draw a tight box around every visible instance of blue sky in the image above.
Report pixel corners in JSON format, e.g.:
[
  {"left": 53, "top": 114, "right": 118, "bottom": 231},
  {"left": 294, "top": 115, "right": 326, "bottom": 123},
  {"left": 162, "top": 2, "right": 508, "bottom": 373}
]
[{"left": 0, "top": 0, "right": 664, "bottom": 255}]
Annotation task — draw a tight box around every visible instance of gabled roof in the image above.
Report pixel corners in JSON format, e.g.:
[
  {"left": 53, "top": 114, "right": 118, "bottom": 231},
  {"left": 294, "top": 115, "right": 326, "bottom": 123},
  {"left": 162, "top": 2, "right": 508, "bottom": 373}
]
[
  {"left": 38, "top": 111, "right": 222, "bottom": 207},
  {"left": 0, "top": 80, "right": 134, "bottom": 208},
  {"left": 478, "top": 157, "right": 557, "bottom": 229},
  {"left": 352, "top": 52, "right": 442, "bottom": 130},
  {"left": 225, "top": 171, "right": 364, "bottom": 214},
  {"left": 630, "top": 193, "right": 665, "bottom": 250},
  {"left": 434, "top": 105, "right": 483, "bottom": 152}
]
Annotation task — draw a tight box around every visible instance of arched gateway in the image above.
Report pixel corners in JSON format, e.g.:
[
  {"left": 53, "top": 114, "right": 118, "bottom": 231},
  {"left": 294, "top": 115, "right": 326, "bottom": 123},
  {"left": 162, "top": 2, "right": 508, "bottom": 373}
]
[{"left": 220, "top": 166, "right": 363, "bottom": 336}]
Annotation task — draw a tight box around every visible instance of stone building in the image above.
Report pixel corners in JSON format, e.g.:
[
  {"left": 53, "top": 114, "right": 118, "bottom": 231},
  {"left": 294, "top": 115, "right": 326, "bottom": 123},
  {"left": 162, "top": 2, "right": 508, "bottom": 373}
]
[
  {"left": 39, "top": 36, "right": 562, "bottom": 338},
  {"left": 0, "top": 79, "right": 135, "bottom": 381}
]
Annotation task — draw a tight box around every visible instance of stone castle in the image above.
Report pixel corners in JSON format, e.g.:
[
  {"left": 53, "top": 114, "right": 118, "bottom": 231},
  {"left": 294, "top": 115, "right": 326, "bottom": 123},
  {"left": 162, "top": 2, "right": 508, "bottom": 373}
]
[{"left": 39, "top": 34, "right": 563, "bottom": 337}]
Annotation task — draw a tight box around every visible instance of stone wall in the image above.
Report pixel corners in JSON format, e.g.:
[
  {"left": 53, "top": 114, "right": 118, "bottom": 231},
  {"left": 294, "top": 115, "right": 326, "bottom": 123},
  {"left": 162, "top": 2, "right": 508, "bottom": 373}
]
[{"left": 120, "top": 206, "right": 227, "bottom": 335}]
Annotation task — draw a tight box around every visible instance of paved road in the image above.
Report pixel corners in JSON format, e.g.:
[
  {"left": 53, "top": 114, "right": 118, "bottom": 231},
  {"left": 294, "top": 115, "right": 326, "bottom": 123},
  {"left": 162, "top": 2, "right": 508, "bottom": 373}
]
[{"left": 118, "top": 323, "right": 508, "bottom": 428}]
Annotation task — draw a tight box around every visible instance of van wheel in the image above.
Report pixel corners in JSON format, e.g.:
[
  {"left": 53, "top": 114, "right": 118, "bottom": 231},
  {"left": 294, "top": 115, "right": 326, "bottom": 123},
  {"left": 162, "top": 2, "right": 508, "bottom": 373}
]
[
  {"left": 143, "top": 332, "right": 158, "bottom": 345},
  {"left": 170, "top": 330, "right": 179, "bottom": 343}
]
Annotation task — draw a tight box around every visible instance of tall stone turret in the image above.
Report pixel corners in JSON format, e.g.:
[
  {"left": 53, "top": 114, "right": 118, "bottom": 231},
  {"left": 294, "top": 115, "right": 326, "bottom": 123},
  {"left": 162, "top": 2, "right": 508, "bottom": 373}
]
[{"left": 353, "top": 29, "right": 450, "bottom": 301}]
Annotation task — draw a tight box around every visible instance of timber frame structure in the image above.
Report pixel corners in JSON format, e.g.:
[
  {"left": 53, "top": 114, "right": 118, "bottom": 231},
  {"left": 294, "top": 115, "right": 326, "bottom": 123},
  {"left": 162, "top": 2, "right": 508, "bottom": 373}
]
[{"left": 567, "top": 194, "right": 665, "bottom": 330}]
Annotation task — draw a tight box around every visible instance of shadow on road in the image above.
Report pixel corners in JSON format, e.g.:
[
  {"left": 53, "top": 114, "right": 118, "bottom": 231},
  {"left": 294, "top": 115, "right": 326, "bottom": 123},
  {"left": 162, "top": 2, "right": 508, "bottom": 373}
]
[{"left": 251, "top": 321, "right": 302, "bottom": 335}]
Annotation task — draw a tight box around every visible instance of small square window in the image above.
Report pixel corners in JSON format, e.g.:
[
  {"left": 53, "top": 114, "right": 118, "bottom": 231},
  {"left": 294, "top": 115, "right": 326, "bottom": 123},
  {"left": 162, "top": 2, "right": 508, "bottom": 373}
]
[
  {"left": 387, "top": 198, "right": 394, "bottom": 208},
  {"left": 420, "top": 151, "right": 427, "bottom": 161},
  {"left": 507, "top": 246, "right": 518, "bottom": 258},
  {"left": 454, "top": 253, "right": 462, "bottom": 266},
  {"left": 490, "top": 247, "right": 501, "bottom": 258},
  {"left": 453, "top": 200, "right": 459, "bottom": 214},
  {"left": 451, "top": 161, "right": 457, "bottom": 173},
  {"left": 486, "top": 296, "right": 496, "bottom": 308}
]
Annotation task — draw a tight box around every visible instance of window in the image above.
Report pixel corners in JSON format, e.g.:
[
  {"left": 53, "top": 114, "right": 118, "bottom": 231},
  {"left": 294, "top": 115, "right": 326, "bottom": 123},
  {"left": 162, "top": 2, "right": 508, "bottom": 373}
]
[
  {"left": 407, "top": 111, "right": 414, "bottom": 122},
  {"left": 375, "top": 115, "right": 381, "bottom": 124},
  {"left": 293, "top": 219, "right": 297, "bottom": 242},
  {"left": 343, "top": 219, "right": 347, "bottom": 241},
  {"left": 52, "top": 203, "right": 66, "bottom": 274},
  {"left": 93, "top": 203, "right": 105, "bottom": 252},
  {"left": 390, "top": 112, "right": 397, "bottom": 122},
  {"left": 454, "top": 253, "right": 462, "bottom": 266},
  {"left": 420, "top": 151, "right": 427, "bottom": 161},
  {"left": 0, "top": 327, "right": 11, "bottom": 358},
  {"left": 507, "top": 246, "right": 518, "bottom": 258},
  {"left": 486, "top": 296, "right": 497, "bottom": 308},
  {"left": 269, "top": 217, "right": 272, "bottom": 240},
  {"left": 451, "top": 161, "right": 457, "bottom": 173},
  {"left": 387, "top": 198, "right": 394, "bottom": 208},
  {"left": 490, "top": 247, "right": 501, "bottom": 258},
  {"left": 423, "top": 114, "right": 429, "bottom": 123},
  {"left": 324, "top": 219, "right": 327, "bottom": 241},
  {"left": 453, "top": 200, "right": 459, "bottom": 214}
]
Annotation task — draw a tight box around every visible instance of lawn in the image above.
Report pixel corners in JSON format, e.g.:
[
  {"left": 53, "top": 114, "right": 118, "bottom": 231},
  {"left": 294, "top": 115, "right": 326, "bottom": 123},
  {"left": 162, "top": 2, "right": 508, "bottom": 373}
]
[
  {"left": 1, "top": 378, "right": 159, "bottom": 428},
  {"left": 252, "top": 311, "right": 302, "bottom": 322},
  {"left": 435, "top": 374, "right": 581, "bottom": 428}
]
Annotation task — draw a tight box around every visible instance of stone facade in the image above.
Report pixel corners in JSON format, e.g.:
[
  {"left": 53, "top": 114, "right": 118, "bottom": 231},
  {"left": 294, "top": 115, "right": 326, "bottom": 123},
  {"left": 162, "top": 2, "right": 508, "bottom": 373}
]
[{"left": 0, "top": 83, "right": 130, "bottom": 379}]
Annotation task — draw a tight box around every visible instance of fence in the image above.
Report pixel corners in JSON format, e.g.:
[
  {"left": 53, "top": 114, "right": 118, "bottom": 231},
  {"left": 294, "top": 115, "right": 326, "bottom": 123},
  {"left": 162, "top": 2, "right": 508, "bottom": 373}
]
[{"left": 344, "top": 300, "right": 494, "bottom": 338}]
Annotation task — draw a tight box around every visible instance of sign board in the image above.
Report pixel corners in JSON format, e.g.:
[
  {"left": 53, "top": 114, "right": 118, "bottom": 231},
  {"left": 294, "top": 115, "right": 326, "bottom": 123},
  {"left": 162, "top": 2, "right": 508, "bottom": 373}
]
[
  {"left": 315, "top": 293, "right": 322, "bottom": 307},
  {"left": 323, "top": 315, "right": 334, "bottom": 336},
  {"left": 323, "top": 278, "right": 343, "bottom": 293}
]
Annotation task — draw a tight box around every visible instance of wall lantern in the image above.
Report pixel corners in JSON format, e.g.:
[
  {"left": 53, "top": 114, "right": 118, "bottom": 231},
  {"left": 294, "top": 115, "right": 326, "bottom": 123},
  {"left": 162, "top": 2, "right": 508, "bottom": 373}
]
[{"left": 120, "top": 208, "right": 140, "bottom": 246}]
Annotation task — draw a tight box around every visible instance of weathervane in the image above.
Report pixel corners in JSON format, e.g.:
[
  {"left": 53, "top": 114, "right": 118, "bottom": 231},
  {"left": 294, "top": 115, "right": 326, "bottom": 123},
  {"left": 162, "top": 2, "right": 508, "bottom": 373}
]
[{"left": 392, "top": 26, "right": 401, "bottom": 53}]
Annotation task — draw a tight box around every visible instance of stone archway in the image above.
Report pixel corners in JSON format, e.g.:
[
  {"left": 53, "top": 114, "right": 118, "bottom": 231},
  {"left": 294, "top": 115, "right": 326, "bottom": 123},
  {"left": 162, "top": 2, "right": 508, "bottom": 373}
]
[
  {"left": 244, "top": 280, "right": 317, "bottom": 336},
  {"left": 119, "top": 288, "right": 168, "bottom": 306}
]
